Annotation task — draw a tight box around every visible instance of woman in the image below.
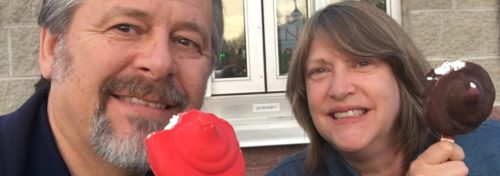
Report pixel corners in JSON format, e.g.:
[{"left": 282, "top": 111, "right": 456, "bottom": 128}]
[{"left": 268, "top": 1, "right": 500, "bottom": 176}]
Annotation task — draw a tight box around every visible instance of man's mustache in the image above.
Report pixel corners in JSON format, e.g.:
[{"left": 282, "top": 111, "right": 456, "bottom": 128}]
[{"left": 100, "top": 74, "right": 188, "bottom": 110}]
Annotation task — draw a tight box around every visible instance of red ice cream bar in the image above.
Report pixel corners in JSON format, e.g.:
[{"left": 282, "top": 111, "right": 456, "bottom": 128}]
[{"left": 145, "top": 109, "right": 245, "bottom": 176}]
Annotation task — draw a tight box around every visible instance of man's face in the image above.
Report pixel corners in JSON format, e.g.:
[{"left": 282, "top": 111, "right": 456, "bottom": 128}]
[{"left": 44, "top": 0, "right": 214, "bottom": 172}]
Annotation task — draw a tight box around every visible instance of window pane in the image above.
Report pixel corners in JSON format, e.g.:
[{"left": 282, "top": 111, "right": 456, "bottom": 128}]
[
  {"left": 361, "top": 0, "right": 386, "bottom": 11},
  {"left": 328, "top": 0, "right": 387, "bottom": 11},
  {"left": 215, "top": 0, "right": 247, "bottom": 79},
  {"left": 276, "top": 0, "right": 308, "bottom": 76}
]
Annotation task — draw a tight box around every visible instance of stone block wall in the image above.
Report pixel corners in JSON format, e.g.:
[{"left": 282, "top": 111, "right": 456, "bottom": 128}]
[
  {"left": 0, "top": 0, "right": 41, "bottom": 114},
  {"left": 1, "top": 0, "right": 500, "bottom": 175},
  {"left": 2, "top": 0, "right": 498, "bottom": 114},
  {"left": 402, "top": 0, "right": 500, "bottom": 105}
]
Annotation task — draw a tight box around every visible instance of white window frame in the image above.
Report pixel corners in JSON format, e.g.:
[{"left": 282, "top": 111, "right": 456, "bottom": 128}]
[
  {"left": 264, "top": 0, "right": 315, "bottom": 92},
  {"left": 386, "top": 0, "right": 402, "bottom": 24},
  {"left": 209, "top": 0, "right": 266, "bottom": 95}
]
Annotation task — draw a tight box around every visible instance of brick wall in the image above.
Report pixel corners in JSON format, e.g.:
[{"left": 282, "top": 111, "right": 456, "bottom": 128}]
[{"left": 0, "top": 0, "right": 41, "bottom": 114}]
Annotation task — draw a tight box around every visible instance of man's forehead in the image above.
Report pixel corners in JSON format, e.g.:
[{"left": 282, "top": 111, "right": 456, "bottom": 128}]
[
  {"left": 90, "top": 0, "right": 211, "bottom": 10},
  {"left": 76, "top": 0, "right": 213, "bottom": 22},
  {"left": 72, "top": 0, "right": 213, "bottom": 33}
]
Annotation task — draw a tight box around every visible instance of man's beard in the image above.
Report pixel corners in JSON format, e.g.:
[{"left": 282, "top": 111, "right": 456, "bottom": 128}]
[
  {"left": 51, "top": 38, "right": 188, "bottom": 173},
  {"left": 90, "top": 75, "right": 187, "bottom": 173}
]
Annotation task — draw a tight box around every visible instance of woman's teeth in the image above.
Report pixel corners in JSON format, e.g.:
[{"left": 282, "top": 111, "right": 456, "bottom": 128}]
[
  {"left": 121, "top": 97, "right": 167, "bottom": 109},
  {"left": 334, "top": 109, "right": 366, "bottom": 119}
]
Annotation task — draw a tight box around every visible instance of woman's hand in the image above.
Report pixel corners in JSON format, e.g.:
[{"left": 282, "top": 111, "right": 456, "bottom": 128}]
[{"left": 407, "top": 141, "right": 468, "bottom": 176}]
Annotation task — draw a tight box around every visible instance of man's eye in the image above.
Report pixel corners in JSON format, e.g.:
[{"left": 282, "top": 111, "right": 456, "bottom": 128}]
[
  {"left": 111, "top": 24, "right": 139, "bottom": 34},
  {"left": 176, "top": 38, "right": 199, "bottom": 48},
  {"left": 172, "top": 37, "right": 202, "bottom": 56}
]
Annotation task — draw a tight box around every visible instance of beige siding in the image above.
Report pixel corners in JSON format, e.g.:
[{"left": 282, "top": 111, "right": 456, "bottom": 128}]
[
  {"left": 402, "top": 0, "right": 500, "bottom": 105},
  {"left": 0, "top": 0, "right": 499, "bottom": 114},
  {"left": 0, "top": 0, "right": 41, "bottom": 114}
]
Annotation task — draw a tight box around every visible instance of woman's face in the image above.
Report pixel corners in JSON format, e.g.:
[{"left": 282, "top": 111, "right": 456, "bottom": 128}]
[{"left": 305, "top": 39, "right": 401, "bottom": 154}]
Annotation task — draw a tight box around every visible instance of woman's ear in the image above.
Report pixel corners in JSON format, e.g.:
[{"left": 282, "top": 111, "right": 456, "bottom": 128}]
[{"left": 39, "top": 28, "right": 59, "bottom": 80}]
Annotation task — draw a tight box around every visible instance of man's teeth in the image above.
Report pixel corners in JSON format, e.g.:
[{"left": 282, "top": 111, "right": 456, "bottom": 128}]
[
  {"left": 122, "top": 97, "right": 167, "bottom": 109},
  {"left": 334, "top": 109, "right": 366, "bottom": 119}
]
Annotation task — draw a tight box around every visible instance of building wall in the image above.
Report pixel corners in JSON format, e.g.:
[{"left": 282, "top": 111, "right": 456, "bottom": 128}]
[
  {"left": 1, "top": 0, "right": 499, "bottom": 175},
  {"left": 0, "top": 0, "right": 41, "bottom": 114},
  {"left": 2, "top": 0, "right": 498, "bottom": 114},
  {"left": 402, "top": 0, "right": 500, "bottom": 104}
]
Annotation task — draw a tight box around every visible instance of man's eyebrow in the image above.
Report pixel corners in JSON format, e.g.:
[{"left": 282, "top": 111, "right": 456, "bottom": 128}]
[
  {"left": 96, "top": 7, "right": 151, "bottom": 27},
  {"left": 171, "top": 22, "right": 210, "bottom": 46}
]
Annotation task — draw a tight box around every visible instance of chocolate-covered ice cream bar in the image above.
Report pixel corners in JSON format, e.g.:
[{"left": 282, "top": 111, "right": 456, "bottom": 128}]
[{"left": 424, "top": 60, "right": 495, "bottom": 137}]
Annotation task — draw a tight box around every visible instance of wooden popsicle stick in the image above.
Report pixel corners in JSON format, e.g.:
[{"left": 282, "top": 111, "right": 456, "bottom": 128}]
[{"left": 440, "top": 134, "right": 455, "bottom": 143}]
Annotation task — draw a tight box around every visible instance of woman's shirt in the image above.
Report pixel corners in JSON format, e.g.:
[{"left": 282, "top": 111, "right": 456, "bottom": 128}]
[{"left": 267, "top": 120, "right": 500, "bottom": 176}]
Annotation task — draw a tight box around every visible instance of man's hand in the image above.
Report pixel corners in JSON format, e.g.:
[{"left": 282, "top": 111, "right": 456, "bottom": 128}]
[{"left": 407, "top": 141, "right": 468, "bottom": 176}]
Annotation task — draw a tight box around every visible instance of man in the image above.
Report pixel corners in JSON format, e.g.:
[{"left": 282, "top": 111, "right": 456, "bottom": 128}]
[{"left": 0, "top": 0, "right": 223, "bottom": 175}]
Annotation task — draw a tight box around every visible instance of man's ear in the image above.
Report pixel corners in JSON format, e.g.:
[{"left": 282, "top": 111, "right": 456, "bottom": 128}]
[{"left": 39, "top": 28, "right": 59, "bottom": 80}]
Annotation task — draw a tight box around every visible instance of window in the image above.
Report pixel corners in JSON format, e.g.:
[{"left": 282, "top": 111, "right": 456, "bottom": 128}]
[
  {"left": 264, "top": 0, "right": 310, "bottom": 92},
  {"left": 208, "top": 0, "right": 400, "bottom": 95},
  {"left": 209, "top": 0, "right": 265, "bottom": 95},
  {"left": 203, "top": 0, "right": 401, "bottom": 147}
]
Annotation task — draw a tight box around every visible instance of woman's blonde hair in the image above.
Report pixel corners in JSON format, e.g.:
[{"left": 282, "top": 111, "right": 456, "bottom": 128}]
[{"left": 286, "top": 1, "right": 432, "bottom": 174}]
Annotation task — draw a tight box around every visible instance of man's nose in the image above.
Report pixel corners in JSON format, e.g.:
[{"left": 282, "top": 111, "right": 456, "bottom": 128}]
[
  {"left": 328, "top": 71, "right": 356, "bottom": 100},
  {"left": 134, "top": 37, "right": 177, "bottom": 81}
]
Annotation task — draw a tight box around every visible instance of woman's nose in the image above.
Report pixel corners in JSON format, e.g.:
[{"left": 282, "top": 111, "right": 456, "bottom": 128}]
[{"left": 328, "top": 71, "right": 356, "bottom": 100}]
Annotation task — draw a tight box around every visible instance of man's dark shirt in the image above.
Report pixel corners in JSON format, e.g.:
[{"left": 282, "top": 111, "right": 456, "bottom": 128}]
[
  {"left": 0, "top": 88, "right": 154, "bottom": 175},
  {"left": 24, "top": 97, "right": 70, "bottom": 175}
]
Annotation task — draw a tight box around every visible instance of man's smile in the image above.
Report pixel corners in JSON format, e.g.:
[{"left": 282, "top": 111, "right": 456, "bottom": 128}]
[
  {"left": 117, "top": 95, "right": 169, "bottom": 110},
  {"left": 107, "top": 92, "right": 180, "bottom": 118}
]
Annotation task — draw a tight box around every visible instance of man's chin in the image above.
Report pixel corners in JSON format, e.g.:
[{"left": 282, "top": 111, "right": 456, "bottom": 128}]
[{"left": 90, "top": 113, "right": 153, "bottom": 173}]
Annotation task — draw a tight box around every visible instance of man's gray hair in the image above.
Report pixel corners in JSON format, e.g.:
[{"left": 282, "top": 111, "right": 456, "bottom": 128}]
[
  {"left": 37, "top": 0, "right": 224, "bottom": 66},
  {"left": 37, "top": 0, "right": 80, "bottom": 39}
]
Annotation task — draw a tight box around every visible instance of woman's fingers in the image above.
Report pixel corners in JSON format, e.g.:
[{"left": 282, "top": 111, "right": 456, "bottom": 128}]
[{"left": 407, "top": 141, "right": 468, "bottom": 176}]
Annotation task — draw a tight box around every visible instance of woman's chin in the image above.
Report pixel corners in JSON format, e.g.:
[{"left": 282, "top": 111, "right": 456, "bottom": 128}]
[{"left": 331, "top": 140, "right": 369, "bottom": 154}]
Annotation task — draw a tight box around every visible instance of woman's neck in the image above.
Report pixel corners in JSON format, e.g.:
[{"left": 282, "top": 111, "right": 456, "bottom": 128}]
[{"left": 340, "top": 143, "right": 405, "bottom": 176}]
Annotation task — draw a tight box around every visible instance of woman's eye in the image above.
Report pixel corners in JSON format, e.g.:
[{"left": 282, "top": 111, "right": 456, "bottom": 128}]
[
  {"left": 314, "top": 68, "right": 326, "bottom": 74},
  {"left": 356, "top": 60, "right": 372, "bottom": 67},
  {"left": 352, "top": 58, "right": 379, "bottom": 72},
  {"left": 308, "top": 67, "right": 327, "bottom": 77}
]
